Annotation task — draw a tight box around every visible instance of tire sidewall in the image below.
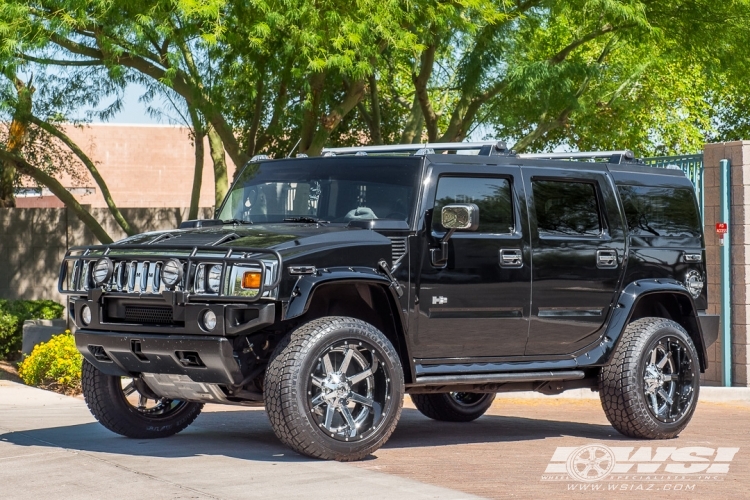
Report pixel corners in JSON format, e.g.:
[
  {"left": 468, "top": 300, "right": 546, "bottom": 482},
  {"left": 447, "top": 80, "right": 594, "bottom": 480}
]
[
  {"left": 290, "top": 320, "right": 404, "bottom": 457},
  {"left": 443, "top": 392, "right": 495, "bottom": 417}
]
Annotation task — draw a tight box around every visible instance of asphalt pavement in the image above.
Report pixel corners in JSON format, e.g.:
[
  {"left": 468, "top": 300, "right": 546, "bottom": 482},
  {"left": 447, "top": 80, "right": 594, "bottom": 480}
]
[{"left": 1, "top": 380, "right": 749, "bottom": 499}]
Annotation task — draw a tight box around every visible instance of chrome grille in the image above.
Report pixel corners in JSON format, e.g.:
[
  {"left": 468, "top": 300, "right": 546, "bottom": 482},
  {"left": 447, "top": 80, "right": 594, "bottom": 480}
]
[{"left": 389, "top": 237, "right": 407, "bottom": 266}]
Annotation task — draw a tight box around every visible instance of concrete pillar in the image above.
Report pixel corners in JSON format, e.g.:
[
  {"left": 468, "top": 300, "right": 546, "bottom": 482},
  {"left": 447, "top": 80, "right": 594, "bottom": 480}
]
[{"left": 703, "top": 141, "right": 750, "bottom": 386}]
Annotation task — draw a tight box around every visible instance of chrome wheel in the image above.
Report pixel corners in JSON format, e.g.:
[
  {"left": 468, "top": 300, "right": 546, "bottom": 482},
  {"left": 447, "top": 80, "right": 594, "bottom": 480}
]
[
  {"left": 307, "top": 340, "right": 390, "bottom": 441},
  {"left": 642, "top": 336, "right": 696, "bottom": 423},
  {"left": 120, "top": 377, "right": 188, "bottom": 418}
]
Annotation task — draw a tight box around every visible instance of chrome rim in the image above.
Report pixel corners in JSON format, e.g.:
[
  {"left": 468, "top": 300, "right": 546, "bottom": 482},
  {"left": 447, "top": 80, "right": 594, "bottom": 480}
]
[
  {"left": 307, "top": 340, "right": 390, "bottom": 442},
  {"left": 120, "top": 377, "right": 188, "bottom": 418},
  {"left": 642, "top": 336, "right": 696, "bottom": 423},
  {"left": 450, "top": 392, "right": 487, "bottom": 407}
]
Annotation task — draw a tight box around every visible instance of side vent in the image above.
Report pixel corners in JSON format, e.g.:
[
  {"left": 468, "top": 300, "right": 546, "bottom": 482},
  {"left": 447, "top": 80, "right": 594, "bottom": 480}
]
[{"left": 389, "top": 237, "right": 407, "bottom": 266}]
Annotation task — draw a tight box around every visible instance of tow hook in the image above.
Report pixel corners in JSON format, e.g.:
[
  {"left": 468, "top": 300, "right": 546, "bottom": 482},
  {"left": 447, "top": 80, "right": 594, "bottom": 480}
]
[{"left": 378, "top": 259, "right": 404, "bottom": 298}]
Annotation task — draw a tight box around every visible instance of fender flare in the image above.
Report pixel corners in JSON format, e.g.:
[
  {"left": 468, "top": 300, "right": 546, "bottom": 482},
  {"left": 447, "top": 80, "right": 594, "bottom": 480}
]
[
  {"left": 585, "top": 279, "right": 708, "bottom": 370},
  {"left": 283, "top": 267, "right": 401, "bottom": 322}
]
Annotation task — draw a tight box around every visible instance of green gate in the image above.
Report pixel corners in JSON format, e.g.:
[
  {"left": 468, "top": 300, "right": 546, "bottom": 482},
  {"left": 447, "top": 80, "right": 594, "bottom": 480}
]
[{"left": 642, "top": 153, "right": 704, "bottom": 221}]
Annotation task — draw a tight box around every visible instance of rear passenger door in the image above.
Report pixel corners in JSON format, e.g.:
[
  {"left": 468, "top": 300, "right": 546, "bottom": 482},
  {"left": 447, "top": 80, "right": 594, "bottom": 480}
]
[{"left": 522, "top": 166, "right": 626, "bottom": 355}]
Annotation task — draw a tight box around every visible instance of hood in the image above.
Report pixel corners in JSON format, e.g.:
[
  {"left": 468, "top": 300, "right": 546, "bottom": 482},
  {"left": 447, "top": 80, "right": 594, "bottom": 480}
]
[{"left": 114, "top": 223, "right": 393, "bottom": 268}]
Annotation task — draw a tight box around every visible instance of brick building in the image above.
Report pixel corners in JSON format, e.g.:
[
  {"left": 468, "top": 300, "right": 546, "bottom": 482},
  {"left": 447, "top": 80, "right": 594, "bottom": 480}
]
[{"left": 16, "top": 123, "right": 236, "bottom": 209}]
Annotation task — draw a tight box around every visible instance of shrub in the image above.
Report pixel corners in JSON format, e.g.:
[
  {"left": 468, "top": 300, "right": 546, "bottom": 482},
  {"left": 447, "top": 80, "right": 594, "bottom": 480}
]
[
  {"left": 18, "top": 330, "right": 82, "bottom": 395},
  {"left": 0, "top": 300, "right": 65, "bottom": 359}
]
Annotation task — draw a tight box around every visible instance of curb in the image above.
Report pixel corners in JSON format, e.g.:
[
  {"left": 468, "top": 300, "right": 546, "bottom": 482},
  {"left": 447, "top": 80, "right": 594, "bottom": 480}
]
[{"left": 494, "top": 387, "right": 750, "bottom": 402}]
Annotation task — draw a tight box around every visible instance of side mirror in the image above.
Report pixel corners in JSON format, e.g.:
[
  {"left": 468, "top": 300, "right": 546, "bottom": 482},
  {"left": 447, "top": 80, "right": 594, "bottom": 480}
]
[
  {"left": 432, "top": 203, "right": 479, "bottom": 267},
  {"left": 441, "top": 204, "right": 479, "bottom": 231}
]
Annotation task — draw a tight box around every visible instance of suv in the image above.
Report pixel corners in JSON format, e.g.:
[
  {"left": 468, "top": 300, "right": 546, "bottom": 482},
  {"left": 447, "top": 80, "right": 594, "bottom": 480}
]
[{"left": 60, "top": 141, "right": 718, "bottom": 461}]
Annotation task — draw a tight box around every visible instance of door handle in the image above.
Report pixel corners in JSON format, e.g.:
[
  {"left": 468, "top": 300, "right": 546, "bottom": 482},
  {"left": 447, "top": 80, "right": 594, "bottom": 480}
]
[
  {"left": 499, "top": 249, "right": 523, "bottom": 268},
  {"left": 597, "top": 249, "right": 618, "bottom": 269}
]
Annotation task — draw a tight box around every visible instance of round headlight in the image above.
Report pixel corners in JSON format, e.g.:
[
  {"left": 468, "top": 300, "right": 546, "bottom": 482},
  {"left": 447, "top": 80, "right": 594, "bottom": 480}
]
[
  {"left": 685, "top": 270, "right": 704, "bottom": 299},
  {"left": 92, "top": 258, "right": 113, "bottom": 286},
  {"left": 162, "top": 259, "right": 183, "bottom": 289},
  {"left": 81, "top": 305, "right": 92, "bottom": 326},
  {"left": 207, "top": 265, "right": 222, "bottom": 293},
  {"left": 202, "top": 310, "right": 217, "bottom": 331}
]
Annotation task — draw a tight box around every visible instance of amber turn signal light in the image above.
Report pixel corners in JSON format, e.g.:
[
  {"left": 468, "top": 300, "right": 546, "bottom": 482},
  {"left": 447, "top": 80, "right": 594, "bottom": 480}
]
[{"left": 241, "top": 271, "right": 262, "bottom": 289}]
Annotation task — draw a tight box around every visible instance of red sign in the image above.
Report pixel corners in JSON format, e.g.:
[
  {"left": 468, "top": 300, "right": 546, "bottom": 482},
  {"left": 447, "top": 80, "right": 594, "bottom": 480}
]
[{"left": 716, "top": 223, "right": 728, "bottom": 234}]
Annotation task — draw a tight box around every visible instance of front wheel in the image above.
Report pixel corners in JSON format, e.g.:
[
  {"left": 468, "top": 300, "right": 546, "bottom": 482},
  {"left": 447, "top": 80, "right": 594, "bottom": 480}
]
[
  {"left": 411, "top": 392, "right": 496, "bottom": 422},
  {"left": 264, "top": 317, "right": 404, "bottom": 461},
  {"left": 599, "top": 317, "right": 700, "bottom": 439},
  {"left": 81, "top": 360, "right": 203, "bottom": 438}
]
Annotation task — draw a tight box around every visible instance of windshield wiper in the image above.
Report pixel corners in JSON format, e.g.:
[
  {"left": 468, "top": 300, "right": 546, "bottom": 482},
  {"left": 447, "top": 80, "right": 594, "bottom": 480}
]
[
  {"left": 221, "top": 219, "right": 253, "bottom": 225},
  {"left": 282, "top": 216, "right": 329, "bottom": 224}
]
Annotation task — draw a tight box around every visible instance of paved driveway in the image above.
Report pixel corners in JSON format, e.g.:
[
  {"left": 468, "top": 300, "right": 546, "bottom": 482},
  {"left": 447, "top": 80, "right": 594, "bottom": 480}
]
[{"left": 1, "top": 380, "right": 748, "bottom": 499}]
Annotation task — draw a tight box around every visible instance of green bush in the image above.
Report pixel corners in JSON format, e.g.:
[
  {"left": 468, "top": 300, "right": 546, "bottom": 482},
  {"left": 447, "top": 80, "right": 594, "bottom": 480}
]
[
  {"left": 0, "top": 300, "right": 65, "bottom": 359},
  {"left": 18, "top": 330, "right": 82, "bottom": 395}
]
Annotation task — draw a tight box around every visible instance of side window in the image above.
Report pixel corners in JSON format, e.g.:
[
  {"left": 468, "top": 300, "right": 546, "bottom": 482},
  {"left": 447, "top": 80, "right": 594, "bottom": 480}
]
[
  {"left": 532, "top": 180, "right": 602, "bottom": 237},
  {"left": 617, "top": 185, "right": 700, "bottom": 237},
  {"left": 433, "top": 177, "right": 514, "bottom": 234}
]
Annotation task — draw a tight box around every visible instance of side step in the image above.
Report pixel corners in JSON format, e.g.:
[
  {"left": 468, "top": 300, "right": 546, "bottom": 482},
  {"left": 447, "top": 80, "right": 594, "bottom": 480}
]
[{"left": 412, "top": 370, "right": 586, "bottom": 386}]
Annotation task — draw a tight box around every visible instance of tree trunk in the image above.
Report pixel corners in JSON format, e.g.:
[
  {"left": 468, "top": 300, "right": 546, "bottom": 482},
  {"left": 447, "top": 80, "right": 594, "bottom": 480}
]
[
  {"left": 188, "top": 106, "right": 206, "bottom": 220},
  {"left": 207, "top": 124, "right": 228, "bottom": 209},
  {"left": 0, "top": 78, "right": 35, "bottom": 207}
]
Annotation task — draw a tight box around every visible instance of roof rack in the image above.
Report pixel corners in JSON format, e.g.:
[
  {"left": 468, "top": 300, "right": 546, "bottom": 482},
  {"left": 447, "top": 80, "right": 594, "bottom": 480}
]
[
  {"left": 320, "top": 141, "right": 637, "bottom": 164},
  {"left": 321, "top": 141, "right": 510, "bottom": 157},
  {"left": 518, "top": 150, "right": 636, "bottom": 164}
]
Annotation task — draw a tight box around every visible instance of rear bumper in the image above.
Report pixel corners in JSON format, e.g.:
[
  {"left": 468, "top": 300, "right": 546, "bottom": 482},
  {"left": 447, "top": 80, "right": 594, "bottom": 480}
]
[
  {"left": 75, "top": 329, "right": 243, "bottom": 386},
  {"left": 698, "top": 313, "right": 720, "bottom": 348}
]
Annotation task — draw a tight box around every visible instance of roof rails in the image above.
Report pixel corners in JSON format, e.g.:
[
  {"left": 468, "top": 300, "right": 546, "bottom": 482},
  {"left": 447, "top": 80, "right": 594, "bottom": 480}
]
[
  {"left": 320, "top": 141, "right": 637, "bottom": 164},
  {"left": 518, "top": 150, "right": 636, "bottom": 164},
  {"left": 321, "top": 141, "right": 510, "bottom": 157}
]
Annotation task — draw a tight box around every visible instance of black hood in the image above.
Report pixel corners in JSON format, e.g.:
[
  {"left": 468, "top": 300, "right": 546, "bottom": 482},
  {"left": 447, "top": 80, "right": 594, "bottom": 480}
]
[{"left": 114, "top": 223, "right": 393, "bottom": 268}]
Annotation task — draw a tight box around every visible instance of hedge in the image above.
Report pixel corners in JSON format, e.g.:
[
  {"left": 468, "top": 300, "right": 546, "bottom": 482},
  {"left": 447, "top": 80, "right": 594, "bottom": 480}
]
[
  {"left": 0, "top": 300, "right": 65, "bottom": 359},
  {"left": 18, "top": 330, "right": 82, "bottom": 395}
]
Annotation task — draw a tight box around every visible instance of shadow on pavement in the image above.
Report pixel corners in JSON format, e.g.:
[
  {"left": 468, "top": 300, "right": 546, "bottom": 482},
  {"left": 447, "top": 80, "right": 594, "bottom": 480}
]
[{"left": 0, "top": 407, "right": 620, "bottom": 462}]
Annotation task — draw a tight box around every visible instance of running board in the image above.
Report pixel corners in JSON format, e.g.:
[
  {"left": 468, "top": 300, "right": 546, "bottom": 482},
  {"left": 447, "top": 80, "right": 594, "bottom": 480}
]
[{"left": 412, "top": 370, "right": 586, "bottom": 386}]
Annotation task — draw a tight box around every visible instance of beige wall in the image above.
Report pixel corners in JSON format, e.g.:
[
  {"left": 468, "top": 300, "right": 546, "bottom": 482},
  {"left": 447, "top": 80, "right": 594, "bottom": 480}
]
[
  {"left": 0, "top": 207, "right": 212, "bottom": 306},
  {"left": 19, "top": 124, "right": 236, "bottom": 209},
  {"left": 703, "top": 141, "right": 750, "bottom": 386}
]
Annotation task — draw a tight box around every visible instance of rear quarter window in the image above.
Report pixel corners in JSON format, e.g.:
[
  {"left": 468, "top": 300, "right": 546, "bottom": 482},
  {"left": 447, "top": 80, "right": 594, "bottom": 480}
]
[{"left": 617, "top": 185, "right": 701, "bottom": 237}]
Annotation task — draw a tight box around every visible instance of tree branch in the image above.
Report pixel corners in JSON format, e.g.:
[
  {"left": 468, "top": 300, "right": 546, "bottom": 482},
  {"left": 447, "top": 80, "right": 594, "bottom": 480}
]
[
  {"left": 412, "top": 42, "right": 439, "bottom": 142},
  {"left": 0, "top": 149, "right": 113, "bottom": 243}
]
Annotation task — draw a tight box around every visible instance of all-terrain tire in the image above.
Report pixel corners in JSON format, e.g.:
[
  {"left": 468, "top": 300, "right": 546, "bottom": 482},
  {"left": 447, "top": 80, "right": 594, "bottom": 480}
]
[
  {"left": 599, "top": 317, "right": 700, "bottom": 439},
  {"left": 411, "top": 392, "right": 495, "bottom": 422},
  {"left": 264, "top": 316, "right": 404, "bottom": 461},
  {"left": 81, "top": 360, "right": 203, "bottom": 439}
]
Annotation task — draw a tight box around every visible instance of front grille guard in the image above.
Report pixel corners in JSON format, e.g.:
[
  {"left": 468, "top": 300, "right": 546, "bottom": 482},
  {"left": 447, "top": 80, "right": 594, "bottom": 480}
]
[{"left": 58, "top": 244, "right": 283, "bottom": 303}]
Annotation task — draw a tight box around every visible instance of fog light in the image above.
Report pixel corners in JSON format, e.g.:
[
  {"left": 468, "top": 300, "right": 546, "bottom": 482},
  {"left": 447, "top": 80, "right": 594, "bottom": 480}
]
[
  {"left": 242, "top": 271, "right": 262, "bottom": 289},
  {"left": 81, "top": 305, "right": 92, "bottom": 326},
  {"left": 203, "top": 310, "right": 217, "bottom": 331}
]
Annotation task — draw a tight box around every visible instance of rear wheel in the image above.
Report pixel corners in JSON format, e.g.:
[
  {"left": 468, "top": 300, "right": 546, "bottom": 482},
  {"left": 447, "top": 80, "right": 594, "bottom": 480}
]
[
  {"left": 411, "top": 392, "right": 496, "bottom": 422},
  {"left": 599, "top": 317, "right": 700, "bottom": 439},
  {"left": 264, "top": 316, "right": 404, "bottom": 461},
  {"left": 81, "top": 360, "right": 203, "bottom": 438}
]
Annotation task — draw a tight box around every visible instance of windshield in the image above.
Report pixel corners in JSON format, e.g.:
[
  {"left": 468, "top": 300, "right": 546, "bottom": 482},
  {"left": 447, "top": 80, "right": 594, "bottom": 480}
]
[{"left": 218, "top": 158, "right": 422, "bottom": 224}]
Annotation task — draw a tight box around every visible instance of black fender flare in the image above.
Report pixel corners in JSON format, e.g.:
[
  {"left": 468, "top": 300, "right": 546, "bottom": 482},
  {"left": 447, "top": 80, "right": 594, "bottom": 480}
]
[
  {"left": 283, "top": 267, "right": 402, "bottom": 322},
  {"left": 580, "top": 279, "right": 708, "bottom": 371}
]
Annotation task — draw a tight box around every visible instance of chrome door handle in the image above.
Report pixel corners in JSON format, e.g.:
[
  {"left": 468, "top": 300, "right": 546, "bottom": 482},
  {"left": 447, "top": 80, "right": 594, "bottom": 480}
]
[
  {"left": 499, "top": 249, "right": 523, "bottom": 268},
  {"left": 597, "top": 249, "right": 618, "bottom": 269}
]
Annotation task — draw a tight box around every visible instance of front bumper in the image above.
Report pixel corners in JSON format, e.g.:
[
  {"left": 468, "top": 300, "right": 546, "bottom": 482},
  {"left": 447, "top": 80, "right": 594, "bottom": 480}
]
[{"left": 75, "top": 329, "right": 243, "bottom": 386}]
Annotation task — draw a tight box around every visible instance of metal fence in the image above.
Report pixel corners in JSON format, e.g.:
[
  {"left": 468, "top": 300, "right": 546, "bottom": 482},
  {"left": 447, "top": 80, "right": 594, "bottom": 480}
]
[{"left": 642, "top": 153, "right": 704, "bottom": 221}]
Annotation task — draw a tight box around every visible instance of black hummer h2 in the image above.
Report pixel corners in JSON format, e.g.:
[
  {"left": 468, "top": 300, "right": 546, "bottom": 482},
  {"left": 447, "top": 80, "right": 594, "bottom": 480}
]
[{"left": 60, "top": 141, "right": 719, "bottom": 461}]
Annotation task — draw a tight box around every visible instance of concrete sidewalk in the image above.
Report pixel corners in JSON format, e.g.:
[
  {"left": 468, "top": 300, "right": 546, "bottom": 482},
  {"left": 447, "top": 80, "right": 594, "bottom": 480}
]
[{"left": 0, "top": 381, "right": 477, "bottom": 500}]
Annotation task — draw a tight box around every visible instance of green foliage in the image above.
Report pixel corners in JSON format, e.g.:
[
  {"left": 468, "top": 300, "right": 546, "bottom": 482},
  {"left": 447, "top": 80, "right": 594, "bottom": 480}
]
[
  {"left": 0, "top": 300, "right": 65, "bottom": 359},
  {"left": 18, "top": 330, "right": 82, "bottom": 395}
]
